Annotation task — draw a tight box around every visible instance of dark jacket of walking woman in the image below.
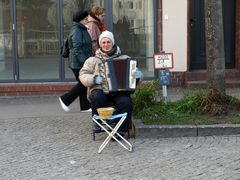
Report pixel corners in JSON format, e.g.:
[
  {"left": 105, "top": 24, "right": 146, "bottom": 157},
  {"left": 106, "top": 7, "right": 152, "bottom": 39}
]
[{"left": 59, "top": 10, "right": 92, "bottom": 112}]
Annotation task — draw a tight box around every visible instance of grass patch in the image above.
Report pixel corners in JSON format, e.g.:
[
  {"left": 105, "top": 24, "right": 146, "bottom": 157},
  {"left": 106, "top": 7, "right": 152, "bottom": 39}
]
[
  {"left": 132, "top": 81, "right": 240, "bottom": 125},
  {"left": 229, "top": 114, "right": 240, "bottom": 124}
]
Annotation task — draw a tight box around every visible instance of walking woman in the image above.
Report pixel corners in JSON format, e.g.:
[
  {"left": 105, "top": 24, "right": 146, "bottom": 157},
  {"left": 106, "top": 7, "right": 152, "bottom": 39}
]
[
  {"left": 59, "top": 10, "right": 92, "bottom": 112},
  {"left": 87, "top": 5, "right": 106, "bottom": 55}
]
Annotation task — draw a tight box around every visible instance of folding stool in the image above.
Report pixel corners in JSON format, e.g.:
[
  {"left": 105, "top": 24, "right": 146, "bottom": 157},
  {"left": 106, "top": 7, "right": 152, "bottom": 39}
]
[
  {"left": 92, "top": 116, "right": 135, "bottom": 140},
  {"left": 92, "top": 112, "right": 133, "bottom": 153}
]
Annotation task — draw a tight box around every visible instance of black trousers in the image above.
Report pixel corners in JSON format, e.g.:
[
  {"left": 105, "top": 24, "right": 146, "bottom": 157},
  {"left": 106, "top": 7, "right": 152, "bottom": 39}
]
[
  {"left": 60, "top": 69, "right": 90, "bottom": 111},
  {"left": 89, "top": 89, "right": 132, "bottom": 133}
]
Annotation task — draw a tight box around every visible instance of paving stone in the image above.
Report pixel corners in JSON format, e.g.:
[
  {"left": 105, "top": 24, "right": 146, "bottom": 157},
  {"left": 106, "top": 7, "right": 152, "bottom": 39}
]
[{"left": 0, "top": 89, "right": 240, "bottom": 179}]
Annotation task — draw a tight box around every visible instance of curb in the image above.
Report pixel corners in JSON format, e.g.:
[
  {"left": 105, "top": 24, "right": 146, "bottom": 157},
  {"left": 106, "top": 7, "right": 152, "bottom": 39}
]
[{"left": 135, "top": 121, "right": 240, "bottom": 138}]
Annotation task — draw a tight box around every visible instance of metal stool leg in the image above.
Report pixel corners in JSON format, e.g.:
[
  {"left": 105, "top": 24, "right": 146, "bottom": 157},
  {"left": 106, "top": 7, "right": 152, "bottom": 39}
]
[
  {"left": 98, "top": 116, "right": 132, "bottom": 153},
  {"left": 92, "top": 113, "right": 132, "bottom": 153}
]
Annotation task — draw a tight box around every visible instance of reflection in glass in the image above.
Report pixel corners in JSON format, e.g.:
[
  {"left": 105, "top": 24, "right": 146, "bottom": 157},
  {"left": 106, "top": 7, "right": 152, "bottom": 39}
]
[
  {"left": 17, "top": 0, "right": 59, "bottom": 79},
  {"left": 0, "top": 0, "right": 14, "bottom": 80},
  {"left": 112, "top": 0, "right": 154, "bottom": 77},
  {"left": 63, "top": 0, "right": 104, "bottom": 79}
]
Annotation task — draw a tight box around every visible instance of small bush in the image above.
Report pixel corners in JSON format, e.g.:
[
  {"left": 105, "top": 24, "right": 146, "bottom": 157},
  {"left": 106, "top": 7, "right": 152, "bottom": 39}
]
[
  {"left": 226, "top": 95, "right": 240, "bottom": 109},
  {"left": 174, "top": 92, "right": 201, "bottom": 114},
  {"left": 196, "top": 88, "right": 240, "bottom": 116},
  {"left": 132, "top": 80, "right": 162, "bottom": 116}
]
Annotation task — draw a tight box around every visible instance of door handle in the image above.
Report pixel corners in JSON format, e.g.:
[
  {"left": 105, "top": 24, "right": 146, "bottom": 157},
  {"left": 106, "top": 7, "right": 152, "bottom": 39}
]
[{"left": 190, "top": 18, "right": 197, "bottom": 27}]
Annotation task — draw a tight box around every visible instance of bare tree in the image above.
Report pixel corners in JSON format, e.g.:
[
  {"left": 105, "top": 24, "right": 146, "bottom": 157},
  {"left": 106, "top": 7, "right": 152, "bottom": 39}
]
[{"left": 204, "top": 0, "right": 225, "bottom": 94}]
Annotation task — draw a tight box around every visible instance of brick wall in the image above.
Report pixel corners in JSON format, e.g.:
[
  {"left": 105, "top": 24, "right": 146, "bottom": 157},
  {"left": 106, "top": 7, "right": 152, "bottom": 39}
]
[
  {"left": 170, "top": 72, "right": 185, "bottom": 87},
  {"left": 0, "top": 83, "right": 75, "bottom": 96}
]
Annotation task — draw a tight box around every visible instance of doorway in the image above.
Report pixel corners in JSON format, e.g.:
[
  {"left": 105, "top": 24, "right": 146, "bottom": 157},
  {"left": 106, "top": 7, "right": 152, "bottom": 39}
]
[{"left": 190, "top": 0, "right": 236, "bottom": 70}]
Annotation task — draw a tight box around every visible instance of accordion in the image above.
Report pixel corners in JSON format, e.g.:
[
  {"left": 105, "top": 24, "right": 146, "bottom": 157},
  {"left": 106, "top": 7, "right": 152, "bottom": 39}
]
[{"left": 99, "top": 57, "right": 137, "bottom": 94}]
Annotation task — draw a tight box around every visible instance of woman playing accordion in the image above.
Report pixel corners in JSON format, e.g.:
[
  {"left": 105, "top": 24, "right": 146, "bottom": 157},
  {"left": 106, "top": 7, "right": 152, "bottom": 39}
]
[{"left": 79, "top": 30, "right": 143, "bottom": 134}]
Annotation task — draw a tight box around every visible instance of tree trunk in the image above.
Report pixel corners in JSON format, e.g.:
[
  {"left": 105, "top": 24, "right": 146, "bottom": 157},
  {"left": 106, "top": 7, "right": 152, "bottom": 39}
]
[{"left": 204, "top": 0, "right": 225, "bottom": 94}]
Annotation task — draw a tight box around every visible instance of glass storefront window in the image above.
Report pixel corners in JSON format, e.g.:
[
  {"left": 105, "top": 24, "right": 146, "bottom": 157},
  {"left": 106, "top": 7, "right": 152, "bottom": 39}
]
[
  {"left": 0, "top": 0, "right": 155, "bottom": 82},
  {"left": 112, "top": 0, "right": 155, "bottom": 77},
  {"left": 17, "top": 0, "right": 59, "bottom": 79},
  {"left": 0, "top": 0, "right": 14, "bottom": 80}
]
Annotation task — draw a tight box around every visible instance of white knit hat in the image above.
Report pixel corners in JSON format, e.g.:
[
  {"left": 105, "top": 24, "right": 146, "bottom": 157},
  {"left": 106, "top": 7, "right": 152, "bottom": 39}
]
[{"left": 99, "top": 30, "right": 115, "bottom": 45}]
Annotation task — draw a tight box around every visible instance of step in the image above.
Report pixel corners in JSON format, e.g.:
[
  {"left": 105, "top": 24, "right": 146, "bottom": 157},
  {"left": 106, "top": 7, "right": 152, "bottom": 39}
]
[
  {"left": 186, "top": 80, "right": 240, "bottom": 88},
  {"left": 186, "top": 70, "right": 240, "bottom": 81}
]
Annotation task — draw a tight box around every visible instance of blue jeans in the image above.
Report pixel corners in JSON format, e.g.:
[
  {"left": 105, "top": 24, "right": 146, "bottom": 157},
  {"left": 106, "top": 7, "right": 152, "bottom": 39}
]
[{"left": 89, "top": 89, "right": 132, "bottom": 133}]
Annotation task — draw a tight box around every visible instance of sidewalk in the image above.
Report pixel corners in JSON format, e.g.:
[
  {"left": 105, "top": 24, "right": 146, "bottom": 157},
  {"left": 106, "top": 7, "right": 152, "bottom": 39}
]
[{"left": 1, "top": 87, "right": 240, "bottom": 179}]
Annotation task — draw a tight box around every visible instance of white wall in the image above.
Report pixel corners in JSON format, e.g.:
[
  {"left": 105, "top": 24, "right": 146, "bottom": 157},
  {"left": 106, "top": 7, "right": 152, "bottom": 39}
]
[{"left": 162, "top": 0, "right": 187, "bottom": 71}]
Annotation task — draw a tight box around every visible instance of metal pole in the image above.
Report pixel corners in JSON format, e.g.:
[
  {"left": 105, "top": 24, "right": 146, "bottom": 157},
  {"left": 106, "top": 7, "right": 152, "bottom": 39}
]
[{"left": 162, "top": 85, "right": 167, "bottom": 103}]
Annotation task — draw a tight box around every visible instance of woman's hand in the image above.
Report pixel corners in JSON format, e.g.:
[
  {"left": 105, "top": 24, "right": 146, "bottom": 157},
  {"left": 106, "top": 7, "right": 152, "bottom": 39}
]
[
  {"left": 94, "top": 75, "right": 103, "bottom": 84},
  {"left": 131, "top": 69, "right": 143, "bottom": 79}
]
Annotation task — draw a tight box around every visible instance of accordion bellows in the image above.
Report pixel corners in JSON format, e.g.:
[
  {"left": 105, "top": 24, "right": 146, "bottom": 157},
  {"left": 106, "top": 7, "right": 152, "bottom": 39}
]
[{"left": 99, "top": 57, "right": 137, "bottom": 93}]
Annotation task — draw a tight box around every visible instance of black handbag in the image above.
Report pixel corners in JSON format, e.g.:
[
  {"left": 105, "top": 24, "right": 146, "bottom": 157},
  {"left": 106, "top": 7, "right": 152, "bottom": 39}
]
[{"left": 60, "top": 39, "right": 69, "bottom": 58}]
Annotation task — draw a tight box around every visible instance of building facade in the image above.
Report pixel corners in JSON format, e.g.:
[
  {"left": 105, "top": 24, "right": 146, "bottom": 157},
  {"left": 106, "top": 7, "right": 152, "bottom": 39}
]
[
  {"left": 160, "top": 0, "right": 240, "bottom": 87},
  {"left": 0, "top": 0, "right": 239, "bottom": 95}
]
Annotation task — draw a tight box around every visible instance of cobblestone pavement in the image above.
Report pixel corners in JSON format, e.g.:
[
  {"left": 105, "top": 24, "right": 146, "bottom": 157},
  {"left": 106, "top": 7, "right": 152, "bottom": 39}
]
[{"left": 1, "top": 89, "right": 240, "bottom": 179}]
